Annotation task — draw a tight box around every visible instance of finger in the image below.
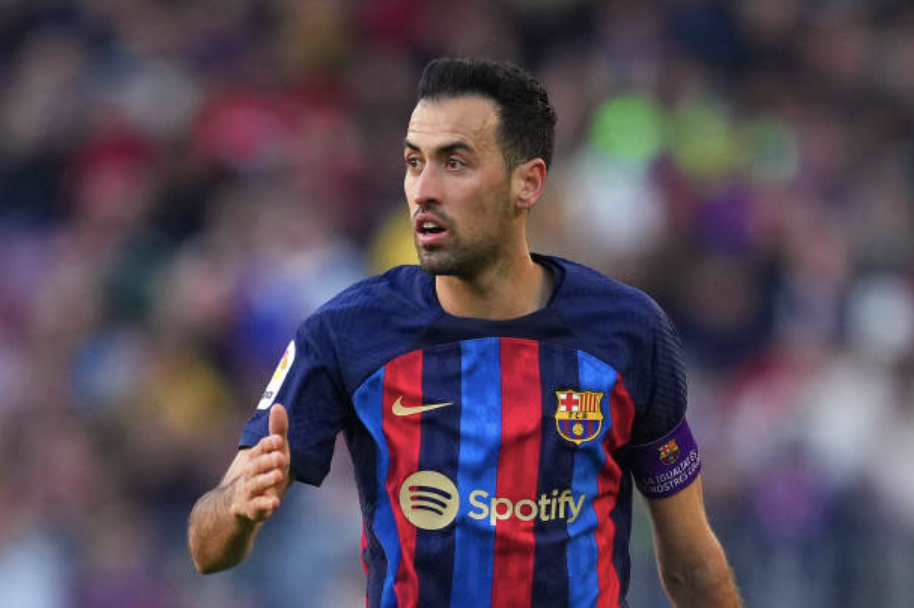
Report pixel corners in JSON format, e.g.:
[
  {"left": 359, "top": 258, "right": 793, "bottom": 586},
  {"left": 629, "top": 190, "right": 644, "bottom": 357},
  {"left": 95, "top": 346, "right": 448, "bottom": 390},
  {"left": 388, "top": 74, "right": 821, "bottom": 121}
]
[
  {"left": 231, "top": 485, "right": 281, "bottom": 522},
  {"left": 269, "top": 403, "right": 289, "bottom": 440},
  {"left": 248, "top": 469, "right": 286, "bottom": 495},
  {"left": 246, "top": 495, "right": 281, "bottom": 521},
  {"left": 247, "top": 450, "right": 288, "bottom": 476},
  {"left": 247, "top": 433, "right": 281, "bottom": 459},
  {"left": 244, "top": 440, "right": 266, "bottom": 460},
  {"left": 257, "top": 434, "right": 283, "bottom": 454}
]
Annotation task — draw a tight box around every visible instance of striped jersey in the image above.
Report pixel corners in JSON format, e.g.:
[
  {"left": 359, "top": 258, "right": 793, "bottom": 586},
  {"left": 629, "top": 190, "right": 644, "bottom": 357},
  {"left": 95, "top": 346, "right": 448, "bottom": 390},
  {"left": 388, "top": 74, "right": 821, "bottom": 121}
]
[{"left": 240, "top": 254, "right": 699, "bottom": 608}]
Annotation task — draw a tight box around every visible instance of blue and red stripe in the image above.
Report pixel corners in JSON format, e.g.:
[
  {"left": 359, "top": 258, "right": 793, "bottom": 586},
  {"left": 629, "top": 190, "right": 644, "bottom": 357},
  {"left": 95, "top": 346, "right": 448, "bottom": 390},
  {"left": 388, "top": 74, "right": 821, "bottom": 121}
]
[
  {"left": 415, "top": 343, "right": 462, "bottom": 607},
  {"left": 566, "top": 351, "right": 616, "bottom": 608},
  {"left": 354, "top": 339, "right": 634, "bottom": 608},
  {"left": 491, "top": 338, "right": 542, "bottom": 608},
  {"left": 352, "top": 368, "right": 400, "bottom": 608},
  {"left": 382, "top": 350, "right": 424, "bottom": 608},
  {"left": 602, "top": 380, "right": 637, "bottom": 603},
  {"left": 531, "top": 343, "right": 579, "bottom": 608},
  {"left": 451, "top": 337, "right": 501, "bottom": 607}
]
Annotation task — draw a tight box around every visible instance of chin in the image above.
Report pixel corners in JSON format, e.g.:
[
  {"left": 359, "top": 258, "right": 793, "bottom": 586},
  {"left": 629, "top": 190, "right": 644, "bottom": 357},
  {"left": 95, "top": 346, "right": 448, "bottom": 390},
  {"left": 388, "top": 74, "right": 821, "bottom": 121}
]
[
  {"left": 417, "top": 258, "right": 457, "bottom": 276},
  {"left": 415, "top": 239, "right": 496, "bottom": 278},
  {"left": 417, "top": 249, "right": 464, "bottom": 276}
]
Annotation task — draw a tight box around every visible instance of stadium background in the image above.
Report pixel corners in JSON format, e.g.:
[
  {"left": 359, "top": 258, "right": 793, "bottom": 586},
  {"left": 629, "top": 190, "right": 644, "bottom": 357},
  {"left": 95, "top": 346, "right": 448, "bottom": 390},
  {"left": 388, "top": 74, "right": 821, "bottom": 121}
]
[{"left": 1, "top": 0, "right": 913, "bottom": 606}]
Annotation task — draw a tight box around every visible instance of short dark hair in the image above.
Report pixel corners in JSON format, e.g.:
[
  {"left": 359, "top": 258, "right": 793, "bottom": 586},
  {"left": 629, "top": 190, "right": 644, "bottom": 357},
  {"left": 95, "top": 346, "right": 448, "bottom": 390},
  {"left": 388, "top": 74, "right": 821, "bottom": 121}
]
[{"left": 417, "top": 57, "right": 557, "bottom": 170}]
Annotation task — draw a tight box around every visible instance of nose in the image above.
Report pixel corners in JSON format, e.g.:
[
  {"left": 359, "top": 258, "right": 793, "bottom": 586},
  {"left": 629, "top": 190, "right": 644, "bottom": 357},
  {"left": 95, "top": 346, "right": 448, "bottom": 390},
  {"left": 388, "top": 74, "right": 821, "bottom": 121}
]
[{"left": 407, "top": 164, "right": 442, "bottom": 207}]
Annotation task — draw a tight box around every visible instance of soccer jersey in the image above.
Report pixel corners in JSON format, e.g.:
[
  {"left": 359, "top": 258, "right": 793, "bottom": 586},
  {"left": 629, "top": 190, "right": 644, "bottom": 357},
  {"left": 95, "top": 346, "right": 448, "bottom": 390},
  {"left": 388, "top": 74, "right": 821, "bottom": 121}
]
[{"left": 240, "top": 254, "right": 701, "bottom": 608}]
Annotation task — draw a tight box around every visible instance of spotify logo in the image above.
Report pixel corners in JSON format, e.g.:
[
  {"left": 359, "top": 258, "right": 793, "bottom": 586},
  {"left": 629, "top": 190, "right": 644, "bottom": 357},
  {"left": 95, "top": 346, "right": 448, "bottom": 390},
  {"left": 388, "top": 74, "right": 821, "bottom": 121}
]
[{"left": 399, "top": 471, "right": 460, "bottom": 530}]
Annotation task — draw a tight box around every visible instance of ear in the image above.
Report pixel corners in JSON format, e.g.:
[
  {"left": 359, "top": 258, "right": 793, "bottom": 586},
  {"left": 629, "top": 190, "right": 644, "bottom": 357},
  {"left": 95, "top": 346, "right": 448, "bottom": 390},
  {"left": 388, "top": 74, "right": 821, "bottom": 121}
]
[{"left": 511, "top": 158, "right": 547, "bottom": 211}]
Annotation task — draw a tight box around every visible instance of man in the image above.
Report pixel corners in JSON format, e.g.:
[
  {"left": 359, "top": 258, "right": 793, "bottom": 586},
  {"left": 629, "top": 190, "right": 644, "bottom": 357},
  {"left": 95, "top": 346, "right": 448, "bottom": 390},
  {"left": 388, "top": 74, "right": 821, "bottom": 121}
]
[{"left": 188, "top": 57, "right": 743, "bottom": 608}]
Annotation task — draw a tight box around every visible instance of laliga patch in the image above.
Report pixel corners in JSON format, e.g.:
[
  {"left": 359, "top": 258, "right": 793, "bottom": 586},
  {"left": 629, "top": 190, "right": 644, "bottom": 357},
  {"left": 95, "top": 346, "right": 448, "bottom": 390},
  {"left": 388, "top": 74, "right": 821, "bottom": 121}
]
[
  {"left": 630, "top": 418, "right": 701, "bottom": 499},
  {"left": 257, "top": 340, "right": 295, "bottom": 410}
]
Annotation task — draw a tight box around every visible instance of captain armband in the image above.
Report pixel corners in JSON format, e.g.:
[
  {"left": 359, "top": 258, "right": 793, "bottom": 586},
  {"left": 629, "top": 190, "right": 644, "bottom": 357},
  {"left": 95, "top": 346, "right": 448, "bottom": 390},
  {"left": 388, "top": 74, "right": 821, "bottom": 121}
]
[{"left": 629, "top": 418, "right": 702, "bottom": 499}]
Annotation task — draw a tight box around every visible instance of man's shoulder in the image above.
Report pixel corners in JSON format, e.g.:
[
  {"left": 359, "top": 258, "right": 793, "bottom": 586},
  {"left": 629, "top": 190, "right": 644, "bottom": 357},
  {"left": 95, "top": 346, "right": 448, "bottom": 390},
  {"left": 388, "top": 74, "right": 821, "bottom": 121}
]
[
  {"left": 296, "top": 265, "right": 439, "bottom": 393},
  {"left": 546, "top": 255, "right": 663, "bottom": 318},
  {"left": 302, "top": 264, "right": 436, "bottom": 335}
]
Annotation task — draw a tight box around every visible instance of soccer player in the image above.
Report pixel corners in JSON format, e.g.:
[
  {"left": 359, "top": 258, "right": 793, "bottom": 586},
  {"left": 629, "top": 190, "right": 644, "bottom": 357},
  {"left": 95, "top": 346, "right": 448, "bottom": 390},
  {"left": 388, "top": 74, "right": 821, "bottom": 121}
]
[{"left": 188, "top": 57, "right": 744, "bottom": 608}]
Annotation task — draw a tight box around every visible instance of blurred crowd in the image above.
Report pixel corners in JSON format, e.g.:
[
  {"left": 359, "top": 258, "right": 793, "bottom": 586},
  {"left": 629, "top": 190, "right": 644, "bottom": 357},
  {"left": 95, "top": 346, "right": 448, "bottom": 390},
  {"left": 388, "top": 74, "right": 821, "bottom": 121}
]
[{"left": 1, "top": 0, "right": 913, "bottom": 606}]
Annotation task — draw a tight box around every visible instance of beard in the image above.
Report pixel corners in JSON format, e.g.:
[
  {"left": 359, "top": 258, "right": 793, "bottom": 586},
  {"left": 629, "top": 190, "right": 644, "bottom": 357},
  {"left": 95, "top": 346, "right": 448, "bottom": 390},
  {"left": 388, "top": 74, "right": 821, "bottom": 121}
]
[
  {"left": 415, "top": 229, "right": 502, "bottom": 278},
  {"left": 414, "top": 182, "right": 514, "bottom": 278}
]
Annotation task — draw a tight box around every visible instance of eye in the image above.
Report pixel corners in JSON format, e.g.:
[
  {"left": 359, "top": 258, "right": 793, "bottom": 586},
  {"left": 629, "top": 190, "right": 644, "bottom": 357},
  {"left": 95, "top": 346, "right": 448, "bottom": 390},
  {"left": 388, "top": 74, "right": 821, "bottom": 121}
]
[
  {"left": 446, "top": 156, "right": 465, "bottom": 170},
  {"left": 405, "top": 155, "right": 423, "bottom": 171}
]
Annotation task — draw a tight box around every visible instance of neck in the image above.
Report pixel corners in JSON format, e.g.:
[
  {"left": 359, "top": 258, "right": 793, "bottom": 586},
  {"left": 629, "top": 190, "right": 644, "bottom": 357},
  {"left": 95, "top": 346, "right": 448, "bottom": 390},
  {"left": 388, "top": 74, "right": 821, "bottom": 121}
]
[{"left": 435, "top": 253, "right": 553, "bottom": 320}]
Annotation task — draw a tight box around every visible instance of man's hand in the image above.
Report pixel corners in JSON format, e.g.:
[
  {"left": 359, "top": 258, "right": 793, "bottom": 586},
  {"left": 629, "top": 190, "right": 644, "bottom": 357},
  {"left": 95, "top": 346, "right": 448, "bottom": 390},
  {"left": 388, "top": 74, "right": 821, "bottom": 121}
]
[
  {"left": 188, "top": 403, "right": 293, "bottom": 573},
  {"left": 230, "top": 404, "right": 292, "bottom": 522}
]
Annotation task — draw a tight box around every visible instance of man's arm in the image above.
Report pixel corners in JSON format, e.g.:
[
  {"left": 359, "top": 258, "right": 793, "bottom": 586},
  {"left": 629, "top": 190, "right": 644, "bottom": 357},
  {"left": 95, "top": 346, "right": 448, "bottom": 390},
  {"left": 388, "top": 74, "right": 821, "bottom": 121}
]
[
  {"left": 188, "top": 404, "right": 292, "bottom": 574},
  {"left": 646, "top": 476, "right": 743, "bottom": 608}
]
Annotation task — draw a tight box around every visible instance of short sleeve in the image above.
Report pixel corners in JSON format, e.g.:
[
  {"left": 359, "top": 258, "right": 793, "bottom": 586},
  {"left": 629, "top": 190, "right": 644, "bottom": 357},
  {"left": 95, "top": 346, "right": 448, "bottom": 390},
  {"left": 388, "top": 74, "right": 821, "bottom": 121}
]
[
  {"left": 628, "top": 306, "right": 702, "bottom": 498},
  {"left": 239, "top": 316, "right": 350, "bottom": 486},
  {"left": 630, "top": 305, "right": 689, "bottom": 445}
]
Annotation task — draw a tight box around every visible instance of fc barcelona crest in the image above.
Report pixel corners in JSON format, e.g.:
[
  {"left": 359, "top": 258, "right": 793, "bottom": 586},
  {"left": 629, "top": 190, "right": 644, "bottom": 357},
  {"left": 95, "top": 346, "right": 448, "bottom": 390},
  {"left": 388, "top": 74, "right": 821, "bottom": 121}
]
[
  {"left": 555, "top": 390, "right": 604, "bottom": 445},
  {"left": 658, "top": 439, "right": 680, "bottom": 465}
]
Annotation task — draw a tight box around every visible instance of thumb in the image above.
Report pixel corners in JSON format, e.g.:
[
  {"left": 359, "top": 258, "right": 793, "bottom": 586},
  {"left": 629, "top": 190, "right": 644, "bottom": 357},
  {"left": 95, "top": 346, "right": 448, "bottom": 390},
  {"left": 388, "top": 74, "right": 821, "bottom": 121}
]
[{"left": 269, "top": 403, "right": 289, "bottom": 439}]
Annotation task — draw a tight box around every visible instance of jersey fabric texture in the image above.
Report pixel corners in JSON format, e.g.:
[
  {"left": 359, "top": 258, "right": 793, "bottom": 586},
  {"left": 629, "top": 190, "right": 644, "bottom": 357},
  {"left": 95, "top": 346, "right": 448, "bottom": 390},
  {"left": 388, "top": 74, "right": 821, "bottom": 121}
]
[{"left": 240, "top": 254, "right": 697, "bottom": 608}]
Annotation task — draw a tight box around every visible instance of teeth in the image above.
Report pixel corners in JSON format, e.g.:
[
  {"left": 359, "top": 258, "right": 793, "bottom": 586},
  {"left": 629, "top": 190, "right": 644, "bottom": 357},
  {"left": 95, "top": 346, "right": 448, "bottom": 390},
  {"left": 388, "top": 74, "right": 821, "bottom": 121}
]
[{"left": 422, "top": 221, "right": 438, "bottom": 229}]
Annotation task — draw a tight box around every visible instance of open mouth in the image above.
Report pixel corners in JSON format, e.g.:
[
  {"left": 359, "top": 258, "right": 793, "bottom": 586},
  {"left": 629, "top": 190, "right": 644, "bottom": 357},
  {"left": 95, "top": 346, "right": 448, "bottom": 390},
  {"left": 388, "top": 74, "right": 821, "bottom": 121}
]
[{"left": 419, "top": 220, "right": 446, "bottom": 235}]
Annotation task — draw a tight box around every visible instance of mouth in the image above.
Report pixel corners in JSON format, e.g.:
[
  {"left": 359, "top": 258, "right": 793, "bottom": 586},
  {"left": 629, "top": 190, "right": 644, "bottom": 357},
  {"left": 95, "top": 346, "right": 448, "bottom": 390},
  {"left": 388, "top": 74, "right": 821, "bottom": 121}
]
[
  {"left": 414, "top": 214, "right": 449, "bottom": 246},
  {"left": 418, "top": 220, "right": 446, "bottom": 235}
]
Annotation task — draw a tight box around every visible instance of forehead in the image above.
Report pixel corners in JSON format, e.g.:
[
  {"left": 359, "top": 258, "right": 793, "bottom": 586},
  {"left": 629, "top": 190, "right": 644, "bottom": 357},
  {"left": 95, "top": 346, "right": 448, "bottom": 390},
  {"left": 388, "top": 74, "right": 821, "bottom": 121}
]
[{"left": 406, "top": 96, "right": 500, "bottom": 152}]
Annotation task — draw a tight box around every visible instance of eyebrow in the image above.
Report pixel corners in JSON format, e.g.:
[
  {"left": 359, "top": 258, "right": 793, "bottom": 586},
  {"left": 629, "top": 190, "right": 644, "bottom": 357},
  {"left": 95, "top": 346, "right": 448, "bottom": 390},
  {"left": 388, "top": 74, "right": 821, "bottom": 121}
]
[{"left": 403, "top": 139, "right": 474, "bottom": 156}]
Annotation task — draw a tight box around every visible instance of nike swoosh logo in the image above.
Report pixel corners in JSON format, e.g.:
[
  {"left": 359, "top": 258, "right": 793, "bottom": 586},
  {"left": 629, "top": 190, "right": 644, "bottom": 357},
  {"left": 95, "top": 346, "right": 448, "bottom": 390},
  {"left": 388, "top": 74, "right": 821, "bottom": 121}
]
[{"left": 392, "top": 396, "right": 453, "bottom": 416}]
